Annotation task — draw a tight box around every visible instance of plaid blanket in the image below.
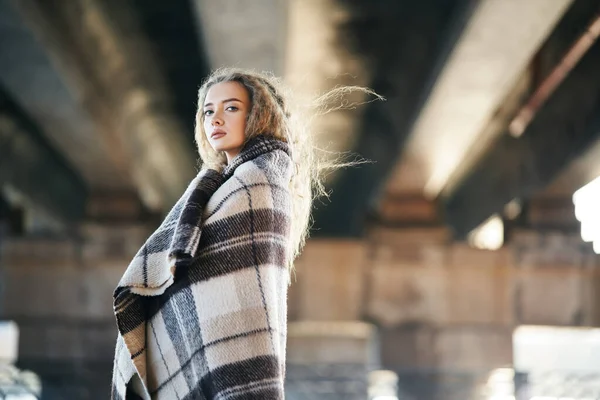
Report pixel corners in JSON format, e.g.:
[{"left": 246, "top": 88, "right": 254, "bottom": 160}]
[{"left": 112, "top": 136, "right": 293, "bottom": 399}]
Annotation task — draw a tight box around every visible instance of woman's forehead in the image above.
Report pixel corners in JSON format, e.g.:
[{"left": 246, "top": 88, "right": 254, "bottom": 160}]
[{"left": 204, "top": 81, "right": 249, "bottom": 104}]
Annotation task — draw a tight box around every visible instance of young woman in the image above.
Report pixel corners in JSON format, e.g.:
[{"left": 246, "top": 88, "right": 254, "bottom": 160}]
[{"left": 111, "top": 69, "right": 325, "bottom": 399}]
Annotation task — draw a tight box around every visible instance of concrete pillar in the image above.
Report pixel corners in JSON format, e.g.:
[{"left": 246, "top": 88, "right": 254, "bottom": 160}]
[
  {"left": 290, "top": 240, "right": 368, "bottom": 321},
  {"left": 288, "top": 240, "right": 378, "bottom": 399},
  {"left": 286, "top": 321, "right": 378, "bottom": 400},
  {"left": 0, "top": 222, "right": 150, "bottom": 398}
]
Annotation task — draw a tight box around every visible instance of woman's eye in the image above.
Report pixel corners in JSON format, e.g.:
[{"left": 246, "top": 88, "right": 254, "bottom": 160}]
[
  {"left": 203, "top": 109, "right": 213, "bottom": 116},
  {"left": 226, "top": 106, "right": 239, "bottom": 112}
]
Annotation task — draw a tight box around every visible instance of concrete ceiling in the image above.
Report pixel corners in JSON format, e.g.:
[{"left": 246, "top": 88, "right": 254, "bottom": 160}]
[
  {"left": 0, "top": 0, "right": 126, "bottom": 191},
  {"left": 285, "top": 0, "right": 371, "bottom": 158},
  {"left": 3, "top": 0, "right": 205, "bottom": 216},
  {"left": 192, "top": 0, "right": 287, "bottom": 75},
  {"left": 386, "top": 0, "right": 574, "bottom": 198},
  {"left": 1, "top": 0, "right": 598, "bottom": 238},
  {"left": 441, "top": 0, "right": 600, "bottom": 236}
]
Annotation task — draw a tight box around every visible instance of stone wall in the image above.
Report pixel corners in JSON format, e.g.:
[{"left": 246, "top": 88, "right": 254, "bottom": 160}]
[
  {"left": 2, "top": 225, "right": 599, "bottom": 399},
  {"left": 288, "top": 228, "right": 600, "bottom": 398}
]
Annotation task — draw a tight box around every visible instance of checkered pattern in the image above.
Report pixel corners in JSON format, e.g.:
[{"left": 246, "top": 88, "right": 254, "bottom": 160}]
[{"left": 112, "top": 137, "right": 293, "bottom": 399}]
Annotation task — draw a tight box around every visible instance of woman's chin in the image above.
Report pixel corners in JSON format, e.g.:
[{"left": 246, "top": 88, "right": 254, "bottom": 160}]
[{"left": 210, "top": 143, "right": 228, "bottom": 153}]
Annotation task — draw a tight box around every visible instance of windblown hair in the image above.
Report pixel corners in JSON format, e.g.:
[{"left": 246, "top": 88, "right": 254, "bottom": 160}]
[{"left": 195, "top": 68, "right": 379, "bottom": 267}]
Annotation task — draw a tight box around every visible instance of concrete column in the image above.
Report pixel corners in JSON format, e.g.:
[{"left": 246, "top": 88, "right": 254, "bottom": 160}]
[{"left": 286, "top": 321, "right": 378, "bottom": 400}]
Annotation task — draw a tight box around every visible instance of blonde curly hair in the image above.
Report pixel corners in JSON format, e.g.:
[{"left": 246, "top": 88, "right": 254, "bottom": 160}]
[{"left": 195, "top": 67, "right": 379, "bottom": 266}]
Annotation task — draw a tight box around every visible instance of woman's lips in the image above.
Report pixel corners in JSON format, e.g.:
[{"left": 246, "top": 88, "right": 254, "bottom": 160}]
[{"left": 211, "top": 131, "right": 226, "bottom": 139}]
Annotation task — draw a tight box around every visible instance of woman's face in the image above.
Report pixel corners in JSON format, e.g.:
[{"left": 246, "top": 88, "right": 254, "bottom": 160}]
[{"left": 203, "top": 81, "right": 251, "bottom": 163}]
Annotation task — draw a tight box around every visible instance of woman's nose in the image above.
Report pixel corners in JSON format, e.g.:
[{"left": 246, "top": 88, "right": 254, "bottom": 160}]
[{"left": 211, "top": 116, "right": 223, "bottom": 126}]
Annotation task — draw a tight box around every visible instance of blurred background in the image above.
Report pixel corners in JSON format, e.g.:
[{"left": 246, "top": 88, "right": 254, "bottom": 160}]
[{"left": 1, "top": 0, "right": 600, "bottom": 399}]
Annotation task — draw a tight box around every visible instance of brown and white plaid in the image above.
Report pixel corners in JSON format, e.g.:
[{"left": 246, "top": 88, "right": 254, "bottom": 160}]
[{"left": 112, "top": 136, "right": 293, "bottom": 399}]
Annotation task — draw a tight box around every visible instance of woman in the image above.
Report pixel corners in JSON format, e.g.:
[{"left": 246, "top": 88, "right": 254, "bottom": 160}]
[{"left": 111, "top": 69, "right": 319, "bottom": 399}]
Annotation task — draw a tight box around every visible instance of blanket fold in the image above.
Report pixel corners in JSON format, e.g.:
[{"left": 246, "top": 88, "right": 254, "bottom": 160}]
[{"left": 112, "top": 136, "right": 293, "bottom": 400}]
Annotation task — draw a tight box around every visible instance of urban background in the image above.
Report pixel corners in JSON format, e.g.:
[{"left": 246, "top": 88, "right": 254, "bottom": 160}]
[{"left": 1, "top": 0, "right": 600, "bottom": 399}]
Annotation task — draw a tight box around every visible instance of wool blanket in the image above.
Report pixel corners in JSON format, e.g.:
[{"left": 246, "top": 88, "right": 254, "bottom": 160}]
[{"left": 111, "top": 136, "right": 293, "bottom": 399}]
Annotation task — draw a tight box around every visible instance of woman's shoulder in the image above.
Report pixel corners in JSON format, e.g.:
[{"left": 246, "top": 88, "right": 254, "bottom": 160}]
[
  {"left": 233, "top": 148, "right": 293, "bottom": 186},
  {"left": 205, "top": 149, "right": 292, "bottom": 218}
]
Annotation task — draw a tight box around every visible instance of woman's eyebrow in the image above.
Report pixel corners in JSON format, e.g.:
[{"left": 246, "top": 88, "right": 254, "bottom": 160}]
[{"left": 204, "top": 98, "right": 243, "bottom": 108}]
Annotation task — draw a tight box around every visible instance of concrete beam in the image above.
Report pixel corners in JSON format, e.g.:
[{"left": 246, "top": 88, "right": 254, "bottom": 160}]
[
  {"left": 0, "top": 87, "right": 87, "bottom": 223},
  {"left": 192, "top": 0, "right": 286, "bottom": 74},
  {"left": 526, "top": 197, "right": 580, "bottom": 231},
  {"left": 13, "top": 0, "right": 198, "bottom": 212},
  {"left": 311, "top": 0, "right": 475, "bottom": 236},
  {"left": 387, "top": 0, "right": 573, "bottom": 197},
  {"left": 127, "top": 0, "right": 210, "bottom": 144},
  {"left": 0, "top": 0, "right": 131, "bottom": 192},
  {"left": 377, "top": 195, "right": 441, "bottom": 227},
  {"left": 444, "top": 2, "right": 600, "bottom": 237}
]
